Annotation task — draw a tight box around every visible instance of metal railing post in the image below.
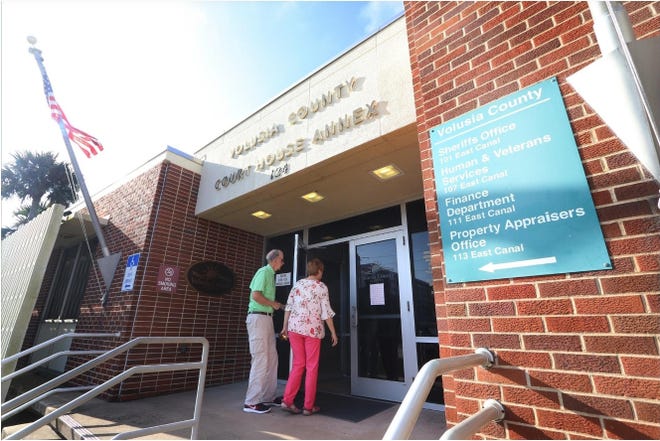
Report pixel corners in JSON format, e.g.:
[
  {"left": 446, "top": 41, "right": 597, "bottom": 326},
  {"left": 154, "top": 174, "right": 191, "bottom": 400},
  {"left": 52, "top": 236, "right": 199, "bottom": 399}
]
[
  {"left": 382, "top": 348, "right": 495, "bottom": 440},
  {"left": 439, "top": 399, "right": 505, "bottom": 440}
]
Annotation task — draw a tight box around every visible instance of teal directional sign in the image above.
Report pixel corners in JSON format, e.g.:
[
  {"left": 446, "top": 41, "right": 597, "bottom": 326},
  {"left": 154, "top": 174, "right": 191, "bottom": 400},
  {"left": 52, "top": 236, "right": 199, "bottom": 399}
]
[{"left": 430, "top": 77, "right": 611, "bottom": 283}]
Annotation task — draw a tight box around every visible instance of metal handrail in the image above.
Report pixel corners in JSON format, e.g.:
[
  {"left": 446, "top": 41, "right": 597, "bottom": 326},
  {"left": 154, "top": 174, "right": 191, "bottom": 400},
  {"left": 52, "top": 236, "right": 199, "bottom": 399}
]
[
  {"left": 440, "top": 399, "right": 505, "bottom": 440},
  {"left": 2, "top": 332, "right": 118, "bottom": 412},
  {"left": 2, "top": 350, "right": 106, "bottom": 384},
  {"left": 382, "top": 348, "right": 495, "bottom": 440},
  {"left": 1, "top": 332, "right": 120, "bottom": 367},
  {"left": 2, "top": 386, "right": 93, "bottom": 421},
  {"left": 2, "top": 336, "right": 209, "bottom": 440}
]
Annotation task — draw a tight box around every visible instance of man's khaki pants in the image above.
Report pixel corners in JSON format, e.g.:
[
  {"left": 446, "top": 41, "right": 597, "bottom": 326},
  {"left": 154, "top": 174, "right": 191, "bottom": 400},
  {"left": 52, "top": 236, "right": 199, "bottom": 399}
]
[{"left": 244, "top": 314, "right": 278, "bottom": 405}]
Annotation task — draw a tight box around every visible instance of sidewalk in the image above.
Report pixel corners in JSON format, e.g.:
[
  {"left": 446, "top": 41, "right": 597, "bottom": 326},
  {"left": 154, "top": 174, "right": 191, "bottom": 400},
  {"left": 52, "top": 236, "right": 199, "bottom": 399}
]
[{"left": 4, "top": 381, "right": 446, "bottom": 440}]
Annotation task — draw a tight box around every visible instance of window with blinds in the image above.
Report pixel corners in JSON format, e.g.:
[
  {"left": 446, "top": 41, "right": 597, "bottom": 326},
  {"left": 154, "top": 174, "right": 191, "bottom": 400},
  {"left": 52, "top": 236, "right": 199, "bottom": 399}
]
[{"left": 42, "top": 242, "right": 94, "bottom": 320}]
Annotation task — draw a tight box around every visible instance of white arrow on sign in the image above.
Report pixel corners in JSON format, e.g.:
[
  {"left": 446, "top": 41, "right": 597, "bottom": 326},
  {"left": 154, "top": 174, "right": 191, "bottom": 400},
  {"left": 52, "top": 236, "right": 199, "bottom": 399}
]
[{"left": 479, "top": 256, "right": 557, "bottom": 273}]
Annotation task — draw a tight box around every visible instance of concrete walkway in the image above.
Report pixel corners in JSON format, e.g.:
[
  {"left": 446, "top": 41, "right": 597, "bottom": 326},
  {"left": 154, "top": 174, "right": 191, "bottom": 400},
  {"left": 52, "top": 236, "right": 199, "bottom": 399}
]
[{"left": 3, "top": 381, "right": 446, "bottom": 440}]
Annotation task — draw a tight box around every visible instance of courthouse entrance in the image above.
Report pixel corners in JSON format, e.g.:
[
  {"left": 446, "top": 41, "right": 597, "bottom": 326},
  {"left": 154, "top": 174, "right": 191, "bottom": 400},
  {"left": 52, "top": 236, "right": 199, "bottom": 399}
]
[
  {"left": 192, "top": 16, "right": 435, "bottom": 405},
  {"left": 271, "top": 200, "right": 444, "bottom": 407},
  {"left": 350, "top": 229, "right": 415, "bottom": 401}
]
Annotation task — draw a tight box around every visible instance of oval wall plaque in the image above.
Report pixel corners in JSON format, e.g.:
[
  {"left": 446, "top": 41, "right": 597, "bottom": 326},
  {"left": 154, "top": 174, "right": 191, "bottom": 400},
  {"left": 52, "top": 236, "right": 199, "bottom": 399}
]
[{"left": 186, "top": 261, "right": 235, "bottom": 296}]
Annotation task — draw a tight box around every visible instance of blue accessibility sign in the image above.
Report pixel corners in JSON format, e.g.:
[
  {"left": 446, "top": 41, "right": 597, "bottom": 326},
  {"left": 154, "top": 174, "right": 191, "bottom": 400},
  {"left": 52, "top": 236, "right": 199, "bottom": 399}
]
[{"left": 121, "top": 252, "right": 141, "bottom": 292}]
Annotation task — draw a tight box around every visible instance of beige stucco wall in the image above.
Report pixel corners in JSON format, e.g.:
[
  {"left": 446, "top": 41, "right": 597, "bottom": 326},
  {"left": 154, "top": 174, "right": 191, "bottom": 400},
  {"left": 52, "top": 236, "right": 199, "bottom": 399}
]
[{"left": 195, "top": 17, "right": 415, "bottom": 215}]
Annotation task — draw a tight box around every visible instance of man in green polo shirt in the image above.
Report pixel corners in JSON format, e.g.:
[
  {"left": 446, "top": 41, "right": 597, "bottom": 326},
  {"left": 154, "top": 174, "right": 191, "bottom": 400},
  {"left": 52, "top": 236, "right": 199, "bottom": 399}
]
[{"left": 243, "top": 249, "right": 285, "bottom": 414}]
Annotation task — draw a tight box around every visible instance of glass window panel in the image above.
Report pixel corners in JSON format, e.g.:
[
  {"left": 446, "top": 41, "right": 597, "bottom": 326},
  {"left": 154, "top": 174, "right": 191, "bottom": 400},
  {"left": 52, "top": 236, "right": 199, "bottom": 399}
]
[
  {"left": 416, "top": 342, "right": 444, "bottom": 404},
  {"left": 309, "top": 205, "right": 401, "bottom": 244},
  {"left": 406, "top": 200, "right": 436, "bottom": 337},
  {"left": 355, "top": 239, "right": 404, "bottom": 382},
  {"left": 358, "top": 317, "right": 404, "bottom": 381},
  {"left": 43, "top": 242, "right": 94, "bottom": 320},
  {"left": 61, "top": 251, "right": 92, "bottom": 318},
  {"left": 43, "top": 246, "right": 77, "bottom": 319}
]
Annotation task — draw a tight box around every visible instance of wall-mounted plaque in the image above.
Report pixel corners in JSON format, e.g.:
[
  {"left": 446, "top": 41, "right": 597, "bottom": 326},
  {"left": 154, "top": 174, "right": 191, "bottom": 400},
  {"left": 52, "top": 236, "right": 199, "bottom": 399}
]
[{"left": 186, "top": 261, "right": 235, "bottom": 296}]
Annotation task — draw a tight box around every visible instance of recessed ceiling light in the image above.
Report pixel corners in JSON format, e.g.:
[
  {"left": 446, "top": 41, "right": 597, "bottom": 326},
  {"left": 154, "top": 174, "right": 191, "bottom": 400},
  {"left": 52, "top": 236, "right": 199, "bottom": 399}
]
[
  {"left": 371, "top": 164, "right": 402, "bottom": 180},
  {"left": 301, "top": 191, "right": 325, "bottom": 203},
  {"left": 251, "top": 210, "right": 272, "bottom": 219}
]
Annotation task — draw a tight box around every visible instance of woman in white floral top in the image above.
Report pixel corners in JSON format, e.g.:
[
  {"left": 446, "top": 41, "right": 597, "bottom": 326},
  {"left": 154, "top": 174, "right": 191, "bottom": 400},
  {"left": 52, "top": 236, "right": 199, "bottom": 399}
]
[{"left": 280, "top": 258, "right": 338, "bottom": 416}]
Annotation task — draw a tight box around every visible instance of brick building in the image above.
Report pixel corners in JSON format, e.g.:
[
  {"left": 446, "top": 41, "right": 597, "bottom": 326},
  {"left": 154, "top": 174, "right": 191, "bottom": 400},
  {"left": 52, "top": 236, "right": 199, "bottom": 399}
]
[
  {"left": 403, "top": 1, "right": 659, "bottom": 438},
  {"left": 11, "top": 2, "right": 659, "bottom": 439}
]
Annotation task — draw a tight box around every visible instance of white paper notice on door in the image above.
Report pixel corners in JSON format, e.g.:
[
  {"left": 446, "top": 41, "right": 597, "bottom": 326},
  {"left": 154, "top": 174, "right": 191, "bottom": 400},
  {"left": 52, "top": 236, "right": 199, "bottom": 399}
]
[{"left": 369, "top": 283, "right": 385, "bottom": 306}]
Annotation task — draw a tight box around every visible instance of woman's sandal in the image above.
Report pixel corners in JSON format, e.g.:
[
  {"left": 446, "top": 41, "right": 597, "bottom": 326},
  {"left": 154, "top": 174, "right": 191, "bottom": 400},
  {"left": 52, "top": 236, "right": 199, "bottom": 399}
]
[
  {"left": 281, "top": 402, "right": 302, "bottom": 414},
  {"left": 303, "top": 406, "right": 320, "bottom": 416}
]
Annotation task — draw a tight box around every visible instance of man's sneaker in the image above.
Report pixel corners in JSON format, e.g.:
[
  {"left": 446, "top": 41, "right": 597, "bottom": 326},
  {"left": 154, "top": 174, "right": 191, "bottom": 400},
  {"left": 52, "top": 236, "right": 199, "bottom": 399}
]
[
  {"left": 243, "top": 403, "right": 271, "bottom": 414},
  {"left": 265, "top": 396, "right": 283, "bottom": 405}
]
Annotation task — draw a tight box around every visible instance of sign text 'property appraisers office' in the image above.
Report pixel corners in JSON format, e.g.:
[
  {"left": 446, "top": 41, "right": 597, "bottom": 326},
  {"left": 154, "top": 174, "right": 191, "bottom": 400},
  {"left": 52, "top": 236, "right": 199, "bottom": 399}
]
[{"left": 430, "top": 77, "right": 610, "bottom": 283}]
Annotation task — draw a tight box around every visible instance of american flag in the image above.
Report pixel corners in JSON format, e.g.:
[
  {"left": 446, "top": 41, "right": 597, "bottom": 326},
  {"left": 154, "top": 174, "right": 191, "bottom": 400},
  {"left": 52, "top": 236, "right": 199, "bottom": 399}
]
[{"left": 43, "top": 75, "right": 103, "bottom": 158}]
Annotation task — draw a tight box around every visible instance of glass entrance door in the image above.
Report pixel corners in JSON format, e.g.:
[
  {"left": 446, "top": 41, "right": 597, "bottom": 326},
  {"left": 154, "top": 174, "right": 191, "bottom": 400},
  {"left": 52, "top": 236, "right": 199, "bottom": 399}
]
[{"left": 350, "top": 230, "right": 416, "bottom": 401}]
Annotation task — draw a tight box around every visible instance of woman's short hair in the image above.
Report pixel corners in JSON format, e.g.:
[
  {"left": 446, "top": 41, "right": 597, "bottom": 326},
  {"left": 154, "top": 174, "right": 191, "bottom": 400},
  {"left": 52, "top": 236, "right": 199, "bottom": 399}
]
[{"left": 306, "top": 258, "right": 324, "bottom": 276}]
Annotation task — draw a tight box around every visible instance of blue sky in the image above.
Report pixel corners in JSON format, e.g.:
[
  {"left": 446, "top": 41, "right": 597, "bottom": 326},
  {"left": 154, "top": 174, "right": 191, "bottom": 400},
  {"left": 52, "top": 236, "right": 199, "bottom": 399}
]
[{"left": 0, "top": 1, "right": 404, "bottom": 228}]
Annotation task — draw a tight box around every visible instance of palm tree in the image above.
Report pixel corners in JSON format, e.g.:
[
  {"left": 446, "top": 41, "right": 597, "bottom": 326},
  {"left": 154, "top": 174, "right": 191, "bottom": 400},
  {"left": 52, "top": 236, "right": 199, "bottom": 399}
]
[{"left": 1, "top": 151, "right": 79, "bottom": 231}]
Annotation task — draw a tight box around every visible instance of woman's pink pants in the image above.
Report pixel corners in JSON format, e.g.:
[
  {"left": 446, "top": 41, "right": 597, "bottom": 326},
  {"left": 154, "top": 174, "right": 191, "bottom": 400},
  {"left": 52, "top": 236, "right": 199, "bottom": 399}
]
[{"left": 283, "top": 331, "right": 321, "bottom": 411}]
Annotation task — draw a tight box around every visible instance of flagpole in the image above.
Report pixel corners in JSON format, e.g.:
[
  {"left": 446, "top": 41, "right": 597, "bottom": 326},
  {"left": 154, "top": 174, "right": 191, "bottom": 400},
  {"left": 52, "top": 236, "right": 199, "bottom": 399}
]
[{"left": 27, "top": 36, "right": 120, "bottom": 305}]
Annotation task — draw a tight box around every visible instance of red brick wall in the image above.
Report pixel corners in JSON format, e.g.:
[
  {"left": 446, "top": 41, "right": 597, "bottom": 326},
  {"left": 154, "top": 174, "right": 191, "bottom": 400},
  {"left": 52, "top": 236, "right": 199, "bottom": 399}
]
[
  {"left": 404, "top": 1, "right": 660, "bottom": 439},
  {"left": 66, "top": 160, "right": 264, "bottom": 400}
]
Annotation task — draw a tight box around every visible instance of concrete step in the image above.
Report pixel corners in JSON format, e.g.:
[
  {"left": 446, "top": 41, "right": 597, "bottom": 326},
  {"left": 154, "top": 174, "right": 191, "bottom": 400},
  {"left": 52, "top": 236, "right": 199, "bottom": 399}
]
[
  {"left": 31, "top": 395, "right": 101, "bottom": 440},
  {"left": 1, "top": 421, "right": 63, "bottom": 440},
  {"left": 2, "top": 395, "right": 99, "bottom": 440}
]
